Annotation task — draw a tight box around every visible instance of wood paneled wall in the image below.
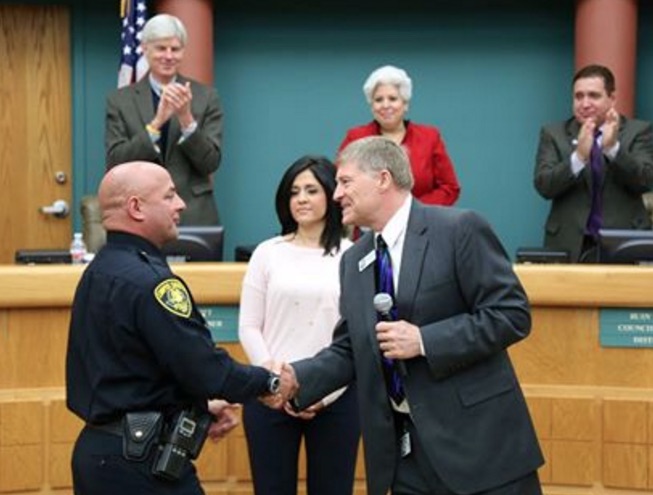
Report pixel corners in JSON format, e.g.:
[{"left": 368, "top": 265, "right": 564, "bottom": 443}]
[{"left": 2, "top": 263, "right": 653, "bottom": 494}]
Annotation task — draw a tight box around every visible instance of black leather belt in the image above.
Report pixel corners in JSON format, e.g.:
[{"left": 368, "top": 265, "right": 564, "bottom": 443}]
[{"left": 87, "top": 420, "right": 123, "bottom": 437}]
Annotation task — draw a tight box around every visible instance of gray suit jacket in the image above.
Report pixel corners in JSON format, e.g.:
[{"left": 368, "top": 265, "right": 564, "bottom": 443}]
[
  {"left": 293, "top": 201, "right": 543, "bottom": 495},
  {"left": 105, "top": 75, "right": 223, "bottom": 225},
  {"left": 534, "top": 116, "right": 653, "bottom": 261}
]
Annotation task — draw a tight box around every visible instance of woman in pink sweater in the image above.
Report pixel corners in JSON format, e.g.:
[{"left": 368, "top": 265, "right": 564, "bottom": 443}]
[{"left": 238, "top": 156, "right": 359, "bottom": 495}]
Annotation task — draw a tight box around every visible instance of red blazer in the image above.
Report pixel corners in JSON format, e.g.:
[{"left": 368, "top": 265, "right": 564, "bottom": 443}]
[{"left": 338, "top": 121, "right": 461, "bottom": 205}]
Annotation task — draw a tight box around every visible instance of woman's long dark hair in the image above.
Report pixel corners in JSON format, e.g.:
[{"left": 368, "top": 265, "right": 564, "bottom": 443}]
[{"left": 275, "top": 155, "right": 344, "bottom": 255}]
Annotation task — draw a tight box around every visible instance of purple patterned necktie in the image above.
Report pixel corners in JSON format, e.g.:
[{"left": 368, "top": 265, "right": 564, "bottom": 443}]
[
  {"left": 376, "top": 235, "right": 405, "bottom": 405},
  {"left": 586, "top": 130, "right": 603, "bottom": 237}
]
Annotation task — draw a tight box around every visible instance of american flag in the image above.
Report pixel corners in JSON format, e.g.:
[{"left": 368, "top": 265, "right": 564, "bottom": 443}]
[{"left": 117, "top": 0, "right": 149, "bottom": 88}]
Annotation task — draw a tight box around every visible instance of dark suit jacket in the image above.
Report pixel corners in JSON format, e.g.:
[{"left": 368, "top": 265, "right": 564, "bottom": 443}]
[
  {"left": 105, "top": 75, "right": 223, "bottom": 225},
  {"left": 293, "top": 201, "right": 543, "bottom": 495},
  {"left": 534, "top": 116, "right": 653, "bottom": 262}
]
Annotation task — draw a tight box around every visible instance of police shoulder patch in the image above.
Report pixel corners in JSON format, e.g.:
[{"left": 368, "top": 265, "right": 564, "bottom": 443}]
[{"left": 154, "top": 278, "right": 192, "bottom": 318}]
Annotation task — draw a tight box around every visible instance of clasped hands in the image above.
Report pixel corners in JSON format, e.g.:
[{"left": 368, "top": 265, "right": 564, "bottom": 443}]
[
  {"left": 205, "top": 364, "right": 301, "bottom": 444},
  {"left": 257, "top": 319, "right": 422, "bottom": 411},
  {"left": 258, "top": 362, "right": 300, "bottom": 410}
]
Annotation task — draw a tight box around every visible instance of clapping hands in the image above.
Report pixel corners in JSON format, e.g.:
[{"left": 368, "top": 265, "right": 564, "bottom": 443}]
[
  {"left": 152, "top": 81, "right": 195, "bottom": 129},
  {"left": 576, "top": 107, "right": 619, "bottom": 163}
]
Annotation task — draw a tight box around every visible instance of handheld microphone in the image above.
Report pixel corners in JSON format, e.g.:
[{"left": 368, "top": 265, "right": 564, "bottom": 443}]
[
  {"left": 373, "top": 292, "right": 394, "bottom": 321},
  {"left": 373, "top": 293, "right": 407, "bottom": 376}
]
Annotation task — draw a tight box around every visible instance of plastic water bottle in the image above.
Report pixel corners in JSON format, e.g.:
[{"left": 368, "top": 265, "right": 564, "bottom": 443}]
[{"left": 70, "top": 232, "right": 88, "bottom": 265}]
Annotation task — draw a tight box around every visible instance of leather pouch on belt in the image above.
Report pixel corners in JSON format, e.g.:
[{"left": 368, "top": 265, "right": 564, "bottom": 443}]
[{"left": 122, "top": 411, "right": 163, "bottom": 461}]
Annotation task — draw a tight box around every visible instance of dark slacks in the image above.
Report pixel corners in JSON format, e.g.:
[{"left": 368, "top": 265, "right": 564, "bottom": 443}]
[
  {"left": 392, "top": 415, "right": 542, "bottom": 495},
  {"left": 72, "top": 426, "right": 204, "bottom": 495},
  {"left": 243, "top": 384, "right": 360, "bottom": 495}
]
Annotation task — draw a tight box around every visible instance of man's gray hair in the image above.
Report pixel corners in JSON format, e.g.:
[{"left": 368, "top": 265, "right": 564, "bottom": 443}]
[
  {"left": 141, "top": 14, "right": 188, "bottom": 46},
  {"left": 338, "top": 136, "right": 414, "bottom": 191},
  {"left": 363, "top": 65, "right": 412, "bottom": 104}
]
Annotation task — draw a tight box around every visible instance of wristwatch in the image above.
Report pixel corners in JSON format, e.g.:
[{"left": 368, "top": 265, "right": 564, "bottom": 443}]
[{"left": 266, "top": 372, "right": 281, "bottom": 395}]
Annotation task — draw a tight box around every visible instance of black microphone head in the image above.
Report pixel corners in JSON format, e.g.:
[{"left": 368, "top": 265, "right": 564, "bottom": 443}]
[{"left": 373, "top": 292, "right": 394, "bottom": 313}]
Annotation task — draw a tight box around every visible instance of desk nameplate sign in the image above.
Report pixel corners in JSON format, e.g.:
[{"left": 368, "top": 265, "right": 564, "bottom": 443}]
[{"left": 600, "top": 308, "right": 653, "bottom": 348}]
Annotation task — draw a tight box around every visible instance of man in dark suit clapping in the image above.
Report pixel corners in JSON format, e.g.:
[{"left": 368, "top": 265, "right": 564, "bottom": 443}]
[
  {"left": 105, "top": 14, "right": 223, "bottom": 226},
  {"left": 534, "top": 64, "right": 653, "bottom": 262},
  {"left": 284, "top": 136, "right": 543, "bottom": 495}
]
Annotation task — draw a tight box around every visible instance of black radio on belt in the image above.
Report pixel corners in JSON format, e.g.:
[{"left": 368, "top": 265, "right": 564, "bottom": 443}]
[{"left": 152, "top": 409, "right": 213, "bottom": 481}]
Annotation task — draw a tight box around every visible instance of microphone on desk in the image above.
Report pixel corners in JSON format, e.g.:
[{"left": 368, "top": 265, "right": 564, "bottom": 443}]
[{"left": 373, "top": 292, "right": 407, "bottom": 377}]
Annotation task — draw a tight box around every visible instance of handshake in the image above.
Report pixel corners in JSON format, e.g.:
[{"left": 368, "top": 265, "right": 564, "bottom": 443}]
[{"left": 259, "top": 362, "right": 300, "bottom": 411}]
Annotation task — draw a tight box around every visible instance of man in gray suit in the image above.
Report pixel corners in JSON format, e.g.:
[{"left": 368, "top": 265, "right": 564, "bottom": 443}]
[
  {"left": 285, "top": 136, "right": 543, "bottom": 495},
  {"left": 534, "top": 64, "right": 653, "bottom": 262},
  {"left": 105, "top": 14, "right": 223, "bottom": 225}
]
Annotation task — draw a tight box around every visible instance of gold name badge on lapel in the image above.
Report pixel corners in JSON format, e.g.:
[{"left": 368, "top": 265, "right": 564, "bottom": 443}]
[{"left": 358, "top": 250, "right": 376, "bottom": 272}]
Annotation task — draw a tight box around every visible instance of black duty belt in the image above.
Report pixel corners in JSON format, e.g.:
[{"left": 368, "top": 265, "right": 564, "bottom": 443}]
[
  {"left": 87, "top": 420, "right": 123, "bottom": 436},
  {"left": 86, "top": 410, "right": 212, "bottom": 482}
]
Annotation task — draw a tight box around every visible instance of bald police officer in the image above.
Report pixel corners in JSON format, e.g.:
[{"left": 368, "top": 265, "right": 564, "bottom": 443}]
[{"left": 66, "top": 161, "right": 294, "bottom": 495}]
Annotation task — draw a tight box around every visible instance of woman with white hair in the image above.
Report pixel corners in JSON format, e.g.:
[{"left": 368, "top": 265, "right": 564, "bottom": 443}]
[{"left": 338, "top": 65, "right": 460, "bottom": 206}]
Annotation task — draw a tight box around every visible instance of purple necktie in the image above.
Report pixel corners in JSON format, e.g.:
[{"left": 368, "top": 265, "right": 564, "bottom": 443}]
[
  {"left": 586, "top": 131, "right": 603, "bottom": 237},
  {"left": 375, "top": 235, "right": 405, "bottom": 405}
]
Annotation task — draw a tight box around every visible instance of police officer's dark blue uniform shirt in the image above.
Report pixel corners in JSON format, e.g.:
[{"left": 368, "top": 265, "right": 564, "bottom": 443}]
[{"left": 66, "top": 231, "right": 270, "bottom": 424}]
